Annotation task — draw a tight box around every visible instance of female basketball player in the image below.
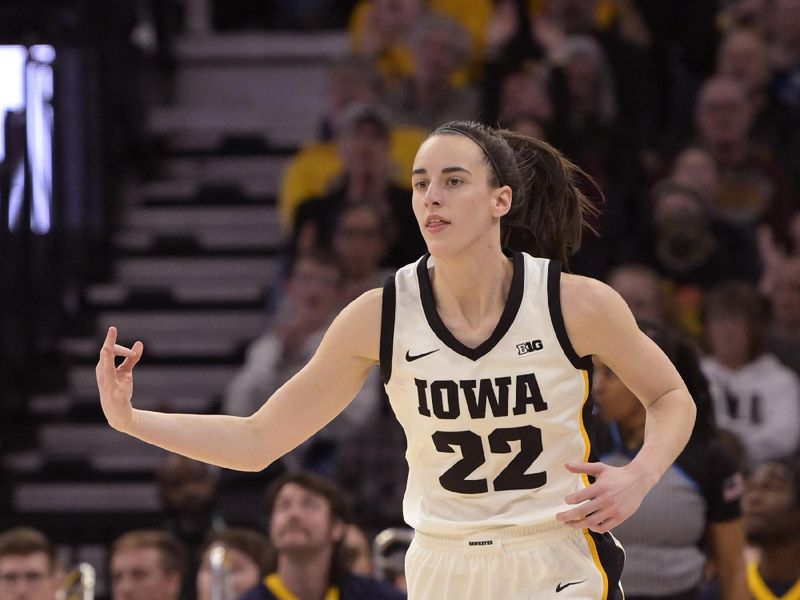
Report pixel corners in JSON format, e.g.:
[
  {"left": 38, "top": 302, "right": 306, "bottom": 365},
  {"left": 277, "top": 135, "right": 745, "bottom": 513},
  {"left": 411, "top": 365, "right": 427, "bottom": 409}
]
[{"left": 97, "top": 121, "right": 696, "bottom": 599}]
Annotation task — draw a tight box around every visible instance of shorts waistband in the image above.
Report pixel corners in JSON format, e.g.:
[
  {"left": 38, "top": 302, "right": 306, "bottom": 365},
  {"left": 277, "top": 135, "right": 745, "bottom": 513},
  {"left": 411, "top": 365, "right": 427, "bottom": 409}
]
[{"left": 413, "top": 520, "right": 580, "bottom": 554}]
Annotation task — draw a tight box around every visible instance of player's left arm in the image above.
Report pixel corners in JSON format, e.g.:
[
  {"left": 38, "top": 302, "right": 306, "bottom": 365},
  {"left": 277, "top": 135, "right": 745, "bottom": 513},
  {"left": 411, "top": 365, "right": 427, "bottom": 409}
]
[{"left": 555, "top": 274, "right": 696, "bottom": 533}]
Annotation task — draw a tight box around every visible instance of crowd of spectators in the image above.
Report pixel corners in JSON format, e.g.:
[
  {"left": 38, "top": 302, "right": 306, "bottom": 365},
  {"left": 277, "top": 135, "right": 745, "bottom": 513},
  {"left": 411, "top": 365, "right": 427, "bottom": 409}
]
[{"left": 4, "top": 0, "right": 800, "bottom": 597}]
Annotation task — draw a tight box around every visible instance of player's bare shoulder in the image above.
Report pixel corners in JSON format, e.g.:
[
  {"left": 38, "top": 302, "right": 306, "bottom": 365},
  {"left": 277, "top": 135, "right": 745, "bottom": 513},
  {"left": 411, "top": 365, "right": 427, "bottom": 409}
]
[
  {"left": 324, "top": 287, "right": 383, "bottom": 362},
  {"left": 559, "top": 272, "right": 637, "bottom": 358}
]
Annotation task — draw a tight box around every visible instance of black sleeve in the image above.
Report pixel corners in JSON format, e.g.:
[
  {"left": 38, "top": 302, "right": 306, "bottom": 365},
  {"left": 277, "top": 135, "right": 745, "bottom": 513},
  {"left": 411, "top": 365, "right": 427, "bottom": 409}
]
[
  {"left": 676, "top": 439, "right": 743, "bottom": 523},
  {"left": 704, "top": 440, "right": 744, "bottom": 523},
  {"left": 380, "top": 274, "right": 396, "bottom": 384}
]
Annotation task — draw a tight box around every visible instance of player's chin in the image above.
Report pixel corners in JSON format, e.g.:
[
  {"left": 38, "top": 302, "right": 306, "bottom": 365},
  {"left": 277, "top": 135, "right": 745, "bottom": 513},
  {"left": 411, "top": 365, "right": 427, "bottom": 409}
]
[{"left": 424, "top": 236, "right": 462, "bottom": 259}]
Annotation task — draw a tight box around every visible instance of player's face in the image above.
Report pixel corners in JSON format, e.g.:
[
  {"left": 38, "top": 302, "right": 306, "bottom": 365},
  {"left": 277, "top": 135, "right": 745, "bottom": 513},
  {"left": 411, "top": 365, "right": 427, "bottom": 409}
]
[
  {"left": 0, "top": 553, "right": 58, "bottom": 600},
  {"left": 591, "top": 360, "right": 642, "bottom": 426},
  {"left": 269, "top": 484, "right": 344, "bottom": 556},
  {"left": 411, "top": 134, "right": 510, "bottom": 258}
]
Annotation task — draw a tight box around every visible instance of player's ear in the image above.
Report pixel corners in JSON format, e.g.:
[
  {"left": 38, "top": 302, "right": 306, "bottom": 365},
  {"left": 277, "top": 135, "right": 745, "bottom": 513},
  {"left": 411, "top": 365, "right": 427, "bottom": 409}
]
[{"left": 493, "top": 185, "right": 512, "bottom": 218}]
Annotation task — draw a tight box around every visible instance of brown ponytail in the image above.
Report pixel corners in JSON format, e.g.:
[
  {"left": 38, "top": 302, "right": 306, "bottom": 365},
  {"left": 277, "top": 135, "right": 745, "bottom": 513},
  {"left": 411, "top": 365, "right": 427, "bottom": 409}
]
[{"left": 430, "top": 121, "right": 599, "bottom": 267}]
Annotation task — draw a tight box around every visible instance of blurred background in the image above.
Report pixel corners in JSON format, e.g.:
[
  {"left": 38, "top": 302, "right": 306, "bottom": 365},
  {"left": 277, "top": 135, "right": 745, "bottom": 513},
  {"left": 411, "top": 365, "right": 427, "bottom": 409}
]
[{"left": 0, "top": 0, "right": 799, "bottom": 598}]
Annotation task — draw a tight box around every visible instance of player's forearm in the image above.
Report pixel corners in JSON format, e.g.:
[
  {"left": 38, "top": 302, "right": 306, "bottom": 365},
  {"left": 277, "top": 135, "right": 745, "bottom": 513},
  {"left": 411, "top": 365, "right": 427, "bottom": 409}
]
[
  {"left": 630, "top": 388, "right": 696, "bottom": 484},
  {"left": 126, "top": 409, "right": 272, "bottom": 471}
]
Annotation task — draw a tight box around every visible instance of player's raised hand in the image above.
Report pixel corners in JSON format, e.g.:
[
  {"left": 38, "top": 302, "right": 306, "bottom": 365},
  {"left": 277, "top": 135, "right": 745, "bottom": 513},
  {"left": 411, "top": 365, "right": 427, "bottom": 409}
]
[{"left": 96, "top": 326, "right": 144, "bottom": 433}]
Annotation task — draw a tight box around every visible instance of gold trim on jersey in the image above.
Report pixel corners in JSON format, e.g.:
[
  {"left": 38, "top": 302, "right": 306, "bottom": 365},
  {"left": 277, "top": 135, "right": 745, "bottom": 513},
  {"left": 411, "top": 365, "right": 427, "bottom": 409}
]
[
  {"left": 582, "top": 531, "right": 609, "bottom": 600},
  {"left": 578, "top": 370, "right": 592, "bottom": 488},
  {"left": 264, "top": 573, "right": 340, "bottom": 600},
  {"left": 748, "top": 561, "right": 800, "bottom": 600}
]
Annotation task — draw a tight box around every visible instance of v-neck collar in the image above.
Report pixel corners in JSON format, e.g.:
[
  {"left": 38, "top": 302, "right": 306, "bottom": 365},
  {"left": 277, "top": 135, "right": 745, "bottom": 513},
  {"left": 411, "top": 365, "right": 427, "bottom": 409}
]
[{"left": 416, "top": 250, "right": 525, "bottom": 361}]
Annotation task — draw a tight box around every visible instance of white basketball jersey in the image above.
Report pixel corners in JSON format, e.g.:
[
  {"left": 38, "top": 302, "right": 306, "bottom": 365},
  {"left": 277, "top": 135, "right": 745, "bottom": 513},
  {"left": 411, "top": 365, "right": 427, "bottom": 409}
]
[{"left": 381, "top": 251, "right": 595, "bottom": 536}]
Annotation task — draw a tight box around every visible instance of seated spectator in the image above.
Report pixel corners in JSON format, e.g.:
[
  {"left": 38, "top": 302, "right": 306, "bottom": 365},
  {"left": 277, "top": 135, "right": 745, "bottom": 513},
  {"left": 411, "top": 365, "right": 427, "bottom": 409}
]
[
  {"left": 549, "top": 34, "right": 625, "bottom": 193},
  {"left": 386, "top": 12, "right": 480, "bottom": 131},
  {"left": 593, "top": 322, "right": 747, "bottom": 600},
  {"left": 766, "top": 256, "right": 800, "bottom": 374},
  {"left": 545, "top": 34, "right": 643, "bottom": 278},
  {"left": 606, "top": 263, "right": 670, "bottom": 328},
  {"left": 0, "top": 527, "right": 61, "bottom": 600},
  {"left": 279, "top": 96, "right": 426, "bottom": 227},
  {"left": 333, "top": 403, "right": 408, "bottom": 537},
  {"left": 693, "top": 75, "right": 797, "bottom": 259},
  {"left": 240, "top": 472, "right": 404, "bottom": 599},
  {"left": 493, "top": 63, "right": 554, "bottom": 136},
  {"left": 196, "top": 528, "right": 271, "bottom": 600},
  {"left": 670, "top": 145, "right": 721, "bottom": 204},
  {"left": 632, "top": 179, "right": 742, "bottom": 288},
  {"left": 318, "top": 55, "right": 386, "bottom": 141},
  {"left": 700, "top": 281, "right": 800, "bottom": 469},
  {"left": 156, "top": 453, "right": 225, "bottom": 586},
  {"left": 330, "top": 203, "right": 393, "bottom": 304},
  {"left": 764, "top": 0, "right": 800, "bottom": 116},
  {"left": 741, "top": 458, "right": 800, "bottom": 599},
  {"left": 110, "top": 529, "right": 186, "bottom": 600},
  {"left": 341, "top": 523, "right": 373, "bottom": 578},
  {"left": 716, "top": 27, "right": 796, "bottom": 153},
  {"left": 224, "top": 251, "right": 383, "bottom": 477},
  {"left": 348, "top": 0, "right": 491, "bottom": 87},
  {"left": 223, "top": 252, "right": 340, "bottom": 419},
  {"left": 289, "top": 103, "right": 426, "bottom": 268},
  {"left": 348, "top": 0, "right": 426, "bottom": 85},
  {"left": 371, "top": 527, "right": 413, "bottom": 593}
]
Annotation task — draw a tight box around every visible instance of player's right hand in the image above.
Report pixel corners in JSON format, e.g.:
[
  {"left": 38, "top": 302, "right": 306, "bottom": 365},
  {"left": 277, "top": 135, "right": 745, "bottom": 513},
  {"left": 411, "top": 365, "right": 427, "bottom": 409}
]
[{"left": 96, "top": 326, "right": 143, "bottom": 433}]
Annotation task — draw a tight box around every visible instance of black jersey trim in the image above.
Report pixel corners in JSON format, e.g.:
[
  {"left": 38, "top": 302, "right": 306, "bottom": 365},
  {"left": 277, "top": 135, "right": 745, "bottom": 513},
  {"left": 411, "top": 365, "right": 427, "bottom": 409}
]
[
  {"left": 547, "top": 259, "right": 593, "bottom": 370},
  {"left": 416, "top": 250, "right": 525, "bottom": 361},
  {"left": 380, "top": 274, "right": 396, "bottom": 384},
  {"left": 586, "top": 530, "right": 625, "bottom": 600},
  {"left": 582, "top": 368, "right": 598, "bottom": 465}
]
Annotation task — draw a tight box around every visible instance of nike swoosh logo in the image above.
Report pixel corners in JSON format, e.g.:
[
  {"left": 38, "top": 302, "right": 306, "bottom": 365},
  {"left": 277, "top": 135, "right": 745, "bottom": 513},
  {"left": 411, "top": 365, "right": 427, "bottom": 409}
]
[
  {"left": 405, "top": 349, "right": 440, "bottom": 362},
  {"left": 556, "top": 580, "right": 586, "bottom": 593}
]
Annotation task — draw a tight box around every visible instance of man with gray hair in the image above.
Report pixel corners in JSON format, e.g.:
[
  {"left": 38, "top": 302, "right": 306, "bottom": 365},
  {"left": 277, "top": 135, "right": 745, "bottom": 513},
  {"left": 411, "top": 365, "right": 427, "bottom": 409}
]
[{"left": 388, "top": 12, "right": 478, "bottom": 130}]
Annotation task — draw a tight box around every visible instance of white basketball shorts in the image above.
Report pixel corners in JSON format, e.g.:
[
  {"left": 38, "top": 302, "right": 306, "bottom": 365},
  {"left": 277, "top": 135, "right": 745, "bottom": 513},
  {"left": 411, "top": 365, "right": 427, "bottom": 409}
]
[{"left": 405, "top": 520, "right": 625, "bottom": 600}]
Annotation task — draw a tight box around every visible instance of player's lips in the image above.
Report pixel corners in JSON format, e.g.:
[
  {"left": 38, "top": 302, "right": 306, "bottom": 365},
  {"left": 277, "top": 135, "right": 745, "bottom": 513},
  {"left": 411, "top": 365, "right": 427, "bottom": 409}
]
[{"left": 425, "top": 215, "right": 450, "bottom": 232}]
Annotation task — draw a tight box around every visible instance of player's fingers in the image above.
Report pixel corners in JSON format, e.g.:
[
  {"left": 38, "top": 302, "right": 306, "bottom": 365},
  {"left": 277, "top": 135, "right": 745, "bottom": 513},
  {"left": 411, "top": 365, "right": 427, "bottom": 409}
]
[
  {"left": 564, "top": 461, "right": 606, "bottom": 476},
  {"left": 556, "top": 500, "right": 599, "bottom": 524},
  {"left": 113, "top": 343, "right": 137, "bottom": 358},
  {"left": 558, "top": 507, "right": 609, "bottom": 531},
  {"left": 117, "top": 341, "right": 144, "bottom": 373},
  {"left": 96, "top": 327, "right": 119, "bottom": 382},
  {"left": 587, "top": 513, "right": 615, "bottom": 534},
  {"left": 563, "top": 487, "right": 594, "bottom": 505}
]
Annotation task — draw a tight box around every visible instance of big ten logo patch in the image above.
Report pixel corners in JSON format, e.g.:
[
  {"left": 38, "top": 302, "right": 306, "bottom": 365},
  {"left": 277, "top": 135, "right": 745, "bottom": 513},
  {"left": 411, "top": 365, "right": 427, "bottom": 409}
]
[{"left": 516, "top": 339, "right": 543, "bottom": 356}]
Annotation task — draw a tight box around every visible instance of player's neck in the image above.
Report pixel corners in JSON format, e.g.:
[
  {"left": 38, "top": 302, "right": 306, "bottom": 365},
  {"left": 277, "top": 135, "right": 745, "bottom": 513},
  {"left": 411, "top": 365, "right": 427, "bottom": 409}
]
[{"left": 430, "top": 248, "right": 513, "bottom": 329}]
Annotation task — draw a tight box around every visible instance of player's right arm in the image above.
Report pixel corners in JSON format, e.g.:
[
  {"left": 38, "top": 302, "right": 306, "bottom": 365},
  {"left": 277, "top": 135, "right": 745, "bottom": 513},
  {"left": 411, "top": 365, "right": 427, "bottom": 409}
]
[{"left": 96, "top": 288, "right": 382, "bottom": 472}]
